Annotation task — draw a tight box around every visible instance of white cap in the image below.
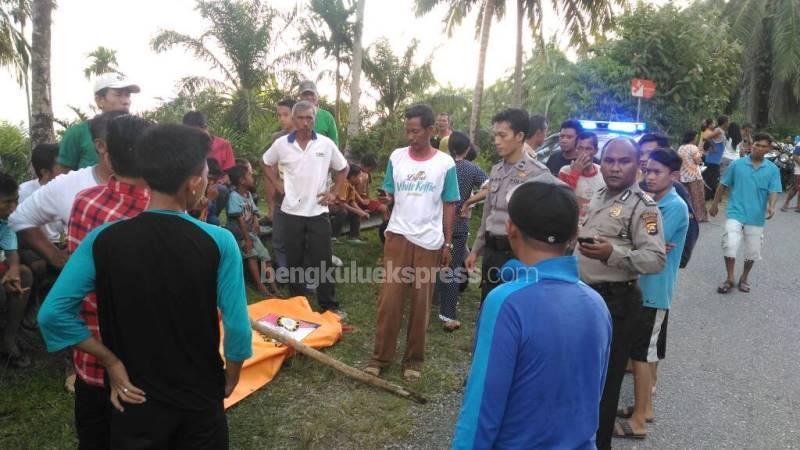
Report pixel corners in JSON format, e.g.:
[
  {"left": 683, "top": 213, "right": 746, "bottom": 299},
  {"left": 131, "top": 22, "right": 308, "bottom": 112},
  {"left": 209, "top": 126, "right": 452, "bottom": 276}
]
[{"left": 92, "top": 73, "right": 141, "bottom": 95}]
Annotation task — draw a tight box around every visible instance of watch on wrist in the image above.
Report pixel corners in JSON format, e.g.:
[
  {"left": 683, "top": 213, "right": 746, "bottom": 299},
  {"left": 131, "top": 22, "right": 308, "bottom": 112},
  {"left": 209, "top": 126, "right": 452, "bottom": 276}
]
[{"left": 444, "top": 242, "right": 454, "bottom": 249}]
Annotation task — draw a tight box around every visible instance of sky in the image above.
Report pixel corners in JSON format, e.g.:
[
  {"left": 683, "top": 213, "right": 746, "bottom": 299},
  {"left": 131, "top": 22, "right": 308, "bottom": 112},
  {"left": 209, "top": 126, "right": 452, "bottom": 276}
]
[{"left": 0, "top": 0, "right": 669, "bottom": 129}]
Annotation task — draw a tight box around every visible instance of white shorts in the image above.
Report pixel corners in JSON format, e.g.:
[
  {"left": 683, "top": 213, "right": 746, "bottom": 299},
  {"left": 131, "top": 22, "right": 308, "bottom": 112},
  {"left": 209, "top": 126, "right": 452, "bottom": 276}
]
[{"left": 722, "top": 219, "right": 764, "bottom": 261}]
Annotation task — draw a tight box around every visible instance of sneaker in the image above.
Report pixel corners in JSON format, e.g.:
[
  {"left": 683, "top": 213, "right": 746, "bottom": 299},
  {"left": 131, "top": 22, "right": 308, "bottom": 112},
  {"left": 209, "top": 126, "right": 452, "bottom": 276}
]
[
  {"left": 331, "top": 255, "right": 343, "bottom": 267},
  {"left": 347, "top": 238, "right": 366, "bottom": 245}
]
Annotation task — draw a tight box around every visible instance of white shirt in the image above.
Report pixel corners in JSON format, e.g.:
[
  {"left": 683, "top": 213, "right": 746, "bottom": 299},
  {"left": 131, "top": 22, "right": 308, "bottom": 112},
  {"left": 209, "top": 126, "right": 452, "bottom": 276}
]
[
  {"left": 10, "top": 166, "right": 100, "bottom": 232},
  {"left": 18, "top": 179, "right": 65, "bottom": 243},
  {"left": 383, "top": 147, "right": 460, "bottom": 250},
  {"left": 262, "top": 131, "right": 347, "bottom": 217}
]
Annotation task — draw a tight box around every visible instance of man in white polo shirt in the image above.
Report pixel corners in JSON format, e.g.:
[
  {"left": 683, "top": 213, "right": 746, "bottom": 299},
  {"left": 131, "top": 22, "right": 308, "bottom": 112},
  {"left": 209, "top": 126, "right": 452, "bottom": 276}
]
[{"left": 262, "top": 101, "right": 349, "bottom": 317}]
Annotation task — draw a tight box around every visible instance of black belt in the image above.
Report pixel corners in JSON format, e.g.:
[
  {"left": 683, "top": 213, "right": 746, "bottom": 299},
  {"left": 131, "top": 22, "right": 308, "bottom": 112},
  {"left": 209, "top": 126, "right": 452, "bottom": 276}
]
[
  {"left": 588, "top": 280, "right": 637, "bottom": 293},
  {"left": 485, "top": 232, "right": 511, "bottom": 252}
]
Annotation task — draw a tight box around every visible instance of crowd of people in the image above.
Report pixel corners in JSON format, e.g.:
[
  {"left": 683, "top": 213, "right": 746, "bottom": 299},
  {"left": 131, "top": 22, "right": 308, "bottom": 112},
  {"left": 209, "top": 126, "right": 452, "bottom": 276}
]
[{"left": 0, "top": 70, "right": 789, "bottom": 449}]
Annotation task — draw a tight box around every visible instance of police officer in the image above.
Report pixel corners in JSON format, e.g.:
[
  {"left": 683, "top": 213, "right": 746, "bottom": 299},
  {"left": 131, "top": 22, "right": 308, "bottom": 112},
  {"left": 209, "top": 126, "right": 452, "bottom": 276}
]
[
  {"left": 577, "top": 137, "right": 666, "bottom": 450},
  {"left": 465, "top": 108, "right": 554, "bottom": 302}
]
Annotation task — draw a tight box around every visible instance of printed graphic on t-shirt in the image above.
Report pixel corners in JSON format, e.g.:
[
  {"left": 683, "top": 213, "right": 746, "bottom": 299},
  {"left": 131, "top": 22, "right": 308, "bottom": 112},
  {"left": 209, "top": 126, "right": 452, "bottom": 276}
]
[{"left": 396, "top": 170, "right": 438, "bottom": 195}]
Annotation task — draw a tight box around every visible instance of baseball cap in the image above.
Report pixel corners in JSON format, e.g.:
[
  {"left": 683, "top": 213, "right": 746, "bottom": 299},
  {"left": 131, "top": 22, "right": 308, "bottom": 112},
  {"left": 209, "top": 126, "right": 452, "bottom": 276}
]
[
  {"left": 298, "top": 80, "right": 318, "bottom": 96},
  {"left": 508, "top": 181, "right": 578, "bottom": 244},
  {"left": 93, "top": 73, "right": 141, "bottom": 95}
]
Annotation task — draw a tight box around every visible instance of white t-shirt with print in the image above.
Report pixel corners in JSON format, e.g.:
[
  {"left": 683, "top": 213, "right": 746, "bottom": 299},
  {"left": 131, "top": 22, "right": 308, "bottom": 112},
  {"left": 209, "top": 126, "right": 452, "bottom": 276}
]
[
  {"left": 18, "top": 179, "right": 65, "bottom": 243},
  {"left": 383, "top": 148, "right": 460, "bottom": 250},
  {"left": 262, "top": 132, "right": 348, "bottom": 217}
]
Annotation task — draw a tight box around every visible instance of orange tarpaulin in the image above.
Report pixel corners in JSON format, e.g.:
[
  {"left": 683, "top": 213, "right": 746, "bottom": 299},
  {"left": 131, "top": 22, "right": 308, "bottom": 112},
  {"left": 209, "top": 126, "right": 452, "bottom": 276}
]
[{"left": 222, "top": 296, "right": 342, "bottom": 409}]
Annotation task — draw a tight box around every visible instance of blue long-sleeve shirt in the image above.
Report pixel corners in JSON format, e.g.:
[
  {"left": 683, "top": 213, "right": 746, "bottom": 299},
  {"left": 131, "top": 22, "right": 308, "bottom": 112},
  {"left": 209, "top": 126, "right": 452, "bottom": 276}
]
[
  {"left": 452, "top": 256, "right": 612, "bottom": 449},
  {"left": 39, "top": 210, "right": 252, "bottom": 410}
]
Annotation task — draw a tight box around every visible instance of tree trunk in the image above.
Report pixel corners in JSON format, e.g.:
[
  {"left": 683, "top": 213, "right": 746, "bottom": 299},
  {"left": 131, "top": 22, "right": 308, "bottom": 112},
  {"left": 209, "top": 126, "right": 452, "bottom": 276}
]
[
  {"left": 469, "top": 0, "right": 495, "bottom": 147},
  {"left": 511, "top": 0, "right": 524, "bottom": 108},
  {"left": 334, "top": 57, "right": 341, "bottom": 139},
  {"left": 346, "top": 0, "right": 366, "bottom": 154},
  {"left": 30, "top": 0, "right": 55, "bottom": 147}
]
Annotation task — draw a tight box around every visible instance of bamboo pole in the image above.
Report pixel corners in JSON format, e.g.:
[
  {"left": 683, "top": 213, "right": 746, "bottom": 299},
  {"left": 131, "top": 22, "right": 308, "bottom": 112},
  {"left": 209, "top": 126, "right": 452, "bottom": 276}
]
[{"left": 250, "top": 320, "right": 427, "bottom": 404}]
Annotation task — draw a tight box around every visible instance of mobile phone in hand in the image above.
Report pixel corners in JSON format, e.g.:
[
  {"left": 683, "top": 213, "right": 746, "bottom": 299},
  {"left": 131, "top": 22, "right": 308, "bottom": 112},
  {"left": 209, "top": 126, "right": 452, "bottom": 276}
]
[
  {"left": 377, "top": 188, "right": 387, "bottom": 197},
  {"left": 577, "top": 237, "right": 596, "bottom": 245}
]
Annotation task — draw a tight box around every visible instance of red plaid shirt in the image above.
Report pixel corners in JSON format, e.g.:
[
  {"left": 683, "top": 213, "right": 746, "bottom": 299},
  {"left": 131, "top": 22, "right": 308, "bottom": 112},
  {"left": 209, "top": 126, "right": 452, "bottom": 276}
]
[{"left": 68, "top": 176, "right": 149, "bottom": 387}]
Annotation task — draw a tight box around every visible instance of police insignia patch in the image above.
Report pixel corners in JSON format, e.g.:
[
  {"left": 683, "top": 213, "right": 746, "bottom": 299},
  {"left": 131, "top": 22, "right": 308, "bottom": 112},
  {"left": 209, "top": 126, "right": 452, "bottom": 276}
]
[
  {"left": 641, "top": 211, "right": 659, "bottom": 235},
  {"left": 609, "top": 204, "right": 623, "bottom": 218}
]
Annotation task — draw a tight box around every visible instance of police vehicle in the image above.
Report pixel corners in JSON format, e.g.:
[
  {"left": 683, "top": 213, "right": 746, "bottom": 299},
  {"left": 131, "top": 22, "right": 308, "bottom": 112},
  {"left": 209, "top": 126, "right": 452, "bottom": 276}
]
[{"left": 535, "top": 120, "right": 647, "bottom": 164}]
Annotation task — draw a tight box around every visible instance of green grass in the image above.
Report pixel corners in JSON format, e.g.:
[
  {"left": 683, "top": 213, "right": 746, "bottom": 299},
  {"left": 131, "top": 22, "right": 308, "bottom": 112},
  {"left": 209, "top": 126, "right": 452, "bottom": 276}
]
[{"left": 0, "top": 210, "right": 484, "bottom": 449}]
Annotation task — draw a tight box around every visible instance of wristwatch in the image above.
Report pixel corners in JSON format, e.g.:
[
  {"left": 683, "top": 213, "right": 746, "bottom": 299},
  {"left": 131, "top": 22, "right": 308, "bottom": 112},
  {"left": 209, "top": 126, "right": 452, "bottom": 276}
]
[{"left": 444, "top": 242, "right": 454, "bottom": 249}]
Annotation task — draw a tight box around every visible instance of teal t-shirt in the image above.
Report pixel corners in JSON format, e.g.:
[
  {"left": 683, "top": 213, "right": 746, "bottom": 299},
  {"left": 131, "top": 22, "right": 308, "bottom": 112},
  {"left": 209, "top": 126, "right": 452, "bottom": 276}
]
[
  {"left": 721, "top": 156, "right": 782, "bottom": 226},
  {"left": 314, "top": 109, "right": 339, "bottom": 147},
  {"left": 58, "top": 122, "right": 98, "bottom": 170},
  {"left": 639, "top": 188, "right": 689, "bottom": 310}
]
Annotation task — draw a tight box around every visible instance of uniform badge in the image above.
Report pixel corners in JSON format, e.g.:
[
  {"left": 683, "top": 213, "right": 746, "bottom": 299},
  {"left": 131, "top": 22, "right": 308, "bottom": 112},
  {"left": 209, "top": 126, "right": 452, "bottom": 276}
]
[
  {"left": 609, "top": 204, "right": 623, "bottom": 218},
  {"left": 517, "top": 170, "right": 527, "bottom": 178},
  {"left": 640, "top": 211, "right": 659, "bottom": 235}
]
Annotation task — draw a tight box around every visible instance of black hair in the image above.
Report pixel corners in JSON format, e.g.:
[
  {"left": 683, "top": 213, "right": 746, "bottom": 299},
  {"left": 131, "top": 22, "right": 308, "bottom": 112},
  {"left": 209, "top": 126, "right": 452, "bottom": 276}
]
[
  {"left": 404, "top": 104, "right": 435, "bottom": 128},
  {"left": 448, "top": 131, "right": 470, "bottom": 155},
  {"left": 182, "top": 110, "right": 207, "bottom": 129},
  {"left": 639, "top": 133, "right": 670, "bottom": 148},
  {"left": 492, "top": 108, "right": 530, "bottom": 138},
  {"left": 360, "top": 153, "right": 377, "bottom": 169},
  {"left": 277, "top": 99, "right": 296, "bottom": 109},
  {"left": 648, "top": 148, "right": 682, "bottom": 172},
  {"left": 0, "top": 171, "right": 18, "bottom": 196},
  {"left": 228, "top": 164, "right": 249, "bottom": 187},
  {"left": 528, "top": 114, "right": 547, "bottom": 138},
  {"left": 717, "top": 115, "right": 729, "bottom": 127},
  {"left": 560, "top": 119, "right": 583, "bottom": 134},
  {"left": 752, "top": 132, "right": 774, "bottom": 144},
  {"left": 95, "top": 87, "right": 110, "bottom": 98},
  {"left": 31, "top": 143, "right": 59, "bottom": 178},
  {"left": 508, "top": 181, "right": 578, "bottom": 244},
  {"left": 235, "top": 158, "right": 250, "bottom": 167},
  {"left": 136, "top": 124, "right": 211, "bottom": 195},
  {"left": 728, "top": 122, "right": 742, "bottom": 149},
  {"left": 681, "top": 130, "right": 698, "bottom": 145},
  {"left": 347, "top": 164, "right": 362, "bottom": 179},
  {"left": 106, "top": 115, "right": 153, "bottom": 178},
  {"left": 466, "top": 143, "right": 478, "bottom": 161},
  {"left": 576, "top": 131, "right": 598, "bottom": 150},
  {"left": 700, "top": 118, "right": 714, "bottom": 131},
  {"left": 88, "top": 111, "right": 128, "bottom": 141},
  {"left": 207, "top": 158, "right": 224, "bottom": 178}
]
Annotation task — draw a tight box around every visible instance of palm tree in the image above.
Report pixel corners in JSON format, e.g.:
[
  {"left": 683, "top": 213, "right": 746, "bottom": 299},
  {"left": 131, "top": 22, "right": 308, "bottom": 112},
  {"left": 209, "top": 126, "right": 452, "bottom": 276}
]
[
  {"left": 29, "top": 0, "right": 53, "bottom": 146},
  {"left": 0, "top": 0, "right": 29, "bottom": 86},
  {"left": 725, "top": 0, "right": 800, "bottom": 126},
  {"left": 346, "top": 0, "right": 366, "bottom": 149},
  {"left": 151, "top": 0, "right": 285, "bottom": 132},
  {"left": 297, "top": 0, "right": 355, "bottom": 128},
  {"left": 83, "top": 46, "right": 123, "bottom": 80},
  {"left": 362, "top": 38, "right": 434, "bottom": 119}
]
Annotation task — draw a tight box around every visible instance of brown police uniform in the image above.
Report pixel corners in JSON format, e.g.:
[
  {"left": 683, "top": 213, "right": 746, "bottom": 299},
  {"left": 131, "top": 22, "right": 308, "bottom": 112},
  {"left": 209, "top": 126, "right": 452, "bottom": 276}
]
[
  {"left": 577, "top": 184, "right": 666, "bottom": 450},
  {"left": 471, "top": 154, "right": 553, "bottom": 302}
]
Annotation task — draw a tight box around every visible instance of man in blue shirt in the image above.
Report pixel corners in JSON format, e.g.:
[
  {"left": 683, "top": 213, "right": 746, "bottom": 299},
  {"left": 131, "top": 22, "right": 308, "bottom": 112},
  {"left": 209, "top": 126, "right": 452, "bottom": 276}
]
[
  {"left": 616, "top": 149, "right": 689, "bottom": 440},
  {"left": 39, "top": 124, "right": 252, "bottom": 448},
  {"left": 710, "top": 132, "right": 782, "bottom": 294},
  {"left": 452, "top": 182, "right": 611, "bottom": 449}
]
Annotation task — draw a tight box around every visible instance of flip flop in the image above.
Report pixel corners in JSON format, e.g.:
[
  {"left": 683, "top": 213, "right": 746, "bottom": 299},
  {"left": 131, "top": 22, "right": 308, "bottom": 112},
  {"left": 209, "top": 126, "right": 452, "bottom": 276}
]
[
  {"left": 364, "top": 366, "right": 381, "bottom": 377},
  {"left": 717, "top": 281, "right": 734, "bottom": 294},
  {"left": 738, "top": 280, "right": 751, "bottom": 293},
  {"left": 613, "top": 420, "right": 647, "bottom": 440},
  {"left": 403, "top": 369, "right": 421, "bottom": 383},
  {"left": 616, "top": 406, "right": 655, "bottom": 423}
]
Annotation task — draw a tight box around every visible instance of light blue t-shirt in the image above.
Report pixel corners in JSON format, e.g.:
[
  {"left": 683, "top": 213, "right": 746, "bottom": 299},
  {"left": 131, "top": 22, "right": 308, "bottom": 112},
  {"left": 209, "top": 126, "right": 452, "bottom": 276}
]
[
  {"left": 639, "top": 188, "right": 689, "bottom": 310},
  {"left": 0, "top": 219, "right": 18, "bottom": 251},
  {"left": 721, "top": 156, "right": 782, "bottom": 226}
]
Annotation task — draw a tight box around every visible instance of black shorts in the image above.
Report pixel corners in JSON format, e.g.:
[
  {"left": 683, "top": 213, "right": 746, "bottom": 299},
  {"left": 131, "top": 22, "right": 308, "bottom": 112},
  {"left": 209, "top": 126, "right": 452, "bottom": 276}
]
[{"left": 631, "top": 307, "right": 668, "bottom": 363}]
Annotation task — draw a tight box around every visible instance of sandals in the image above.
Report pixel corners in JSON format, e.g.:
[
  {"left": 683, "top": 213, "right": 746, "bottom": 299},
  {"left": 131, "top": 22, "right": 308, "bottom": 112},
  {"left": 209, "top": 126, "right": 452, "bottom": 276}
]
[
  {"left": 442, "top": 320, "right": 461, "bottom": 332},
  {"left": 717, "top": 280, "right": 734, "bottom": 294},
  {"left": 616, "top": 406, "right": 655, "bottom": 423},
  {"left": 738, "top": 280, "right": 751, "bottom": 293},
  {"left": 613, "top": 420, "right": 647, "bottom": 440},
  {"left": 364, "top": 366, "right": 381, "bottom": 377},
  {"left": 403, "top": 369, "right": 421, "bottom": 383}
]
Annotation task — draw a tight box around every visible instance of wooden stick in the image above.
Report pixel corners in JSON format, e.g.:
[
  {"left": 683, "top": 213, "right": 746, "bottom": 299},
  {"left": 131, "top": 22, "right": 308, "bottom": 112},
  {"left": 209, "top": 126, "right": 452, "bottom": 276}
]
[{"left": 251, "top": 320, "right": 427, "bottom": 404}]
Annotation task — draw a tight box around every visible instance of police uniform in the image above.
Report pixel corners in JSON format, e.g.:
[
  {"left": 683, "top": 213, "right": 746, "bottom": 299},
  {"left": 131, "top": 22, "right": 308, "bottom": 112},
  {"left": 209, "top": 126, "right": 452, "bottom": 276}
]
[
  {"left": 472, "top": 154, "right": 553, "bottom": 302},
  {"left": 577, "top": 184, "right": 666, "bottom": 450}
]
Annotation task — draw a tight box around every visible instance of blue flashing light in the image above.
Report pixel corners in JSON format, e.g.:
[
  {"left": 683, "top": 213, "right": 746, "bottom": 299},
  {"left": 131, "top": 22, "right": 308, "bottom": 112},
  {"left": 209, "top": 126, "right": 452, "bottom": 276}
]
[
  {"left": 608, "top": 121, "right": 638, "bottom": 133},
  {"left": 579, "top": 120, "right": 598, "bottom": 130},
  {"left": 577, "top": 120, "right": 646, "bottom": 134}
]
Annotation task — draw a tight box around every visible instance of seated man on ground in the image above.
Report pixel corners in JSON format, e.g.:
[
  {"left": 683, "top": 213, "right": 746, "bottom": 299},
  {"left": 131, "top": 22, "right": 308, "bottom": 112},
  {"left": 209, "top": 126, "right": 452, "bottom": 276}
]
[
  {"left": 0, "top": 172, "right": 33, "bottom": 368},
  {"left": 331, "top": 165, "right": 370, "bottom": 244}
]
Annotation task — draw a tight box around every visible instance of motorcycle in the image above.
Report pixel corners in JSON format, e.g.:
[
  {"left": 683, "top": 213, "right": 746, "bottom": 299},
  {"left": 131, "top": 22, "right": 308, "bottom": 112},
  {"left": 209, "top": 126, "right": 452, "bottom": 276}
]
[{"left": 766, "top": 143, "right": 796, "bottom": 190}]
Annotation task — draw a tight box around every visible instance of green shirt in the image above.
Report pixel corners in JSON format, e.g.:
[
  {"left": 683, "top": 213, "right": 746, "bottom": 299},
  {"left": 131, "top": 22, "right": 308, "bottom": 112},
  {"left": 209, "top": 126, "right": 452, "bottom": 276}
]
[
  {"left": 58, "top": 122, "right": 97, "bottom": 170},
  {"left": 314, "top": 108, "right": 339, "bottom": 147}
]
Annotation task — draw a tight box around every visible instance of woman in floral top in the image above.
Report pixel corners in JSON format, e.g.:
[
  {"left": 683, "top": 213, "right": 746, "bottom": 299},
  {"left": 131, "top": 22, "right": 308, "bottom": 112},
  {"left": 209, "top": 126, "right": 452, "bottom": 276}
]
[{"left": 678, "top": 130, "right": 708, "bottom": 222}]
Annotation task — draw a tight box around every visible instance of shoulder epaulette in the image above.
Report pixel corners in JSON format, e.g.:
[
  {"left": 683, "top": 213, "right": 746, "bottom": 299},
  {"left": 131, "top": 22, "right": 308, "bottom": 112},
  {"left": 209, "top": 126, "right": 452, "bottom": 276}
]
[{"left": 635, "top": 190, "right": 657, "bottom": 207}]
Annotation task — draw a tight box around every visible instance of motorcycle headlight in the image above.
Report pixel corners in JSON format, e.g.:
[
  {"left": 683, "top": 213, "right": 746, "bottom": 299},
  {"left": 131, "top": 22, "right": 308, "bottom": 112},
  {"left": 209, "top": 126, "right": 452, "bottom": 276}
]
[{"left": 780, "top": 154, "right": 789, "bottom": 163}]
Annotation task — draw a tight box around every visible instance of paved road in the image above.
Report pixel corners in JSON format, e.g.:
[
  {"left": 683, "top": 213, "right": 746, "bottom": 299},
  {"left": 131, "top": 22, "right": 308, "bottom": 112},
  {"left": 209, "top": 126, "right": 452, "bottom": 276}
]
[{"left": 401, "top": 195, "right": 800, "bottom": 449}]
